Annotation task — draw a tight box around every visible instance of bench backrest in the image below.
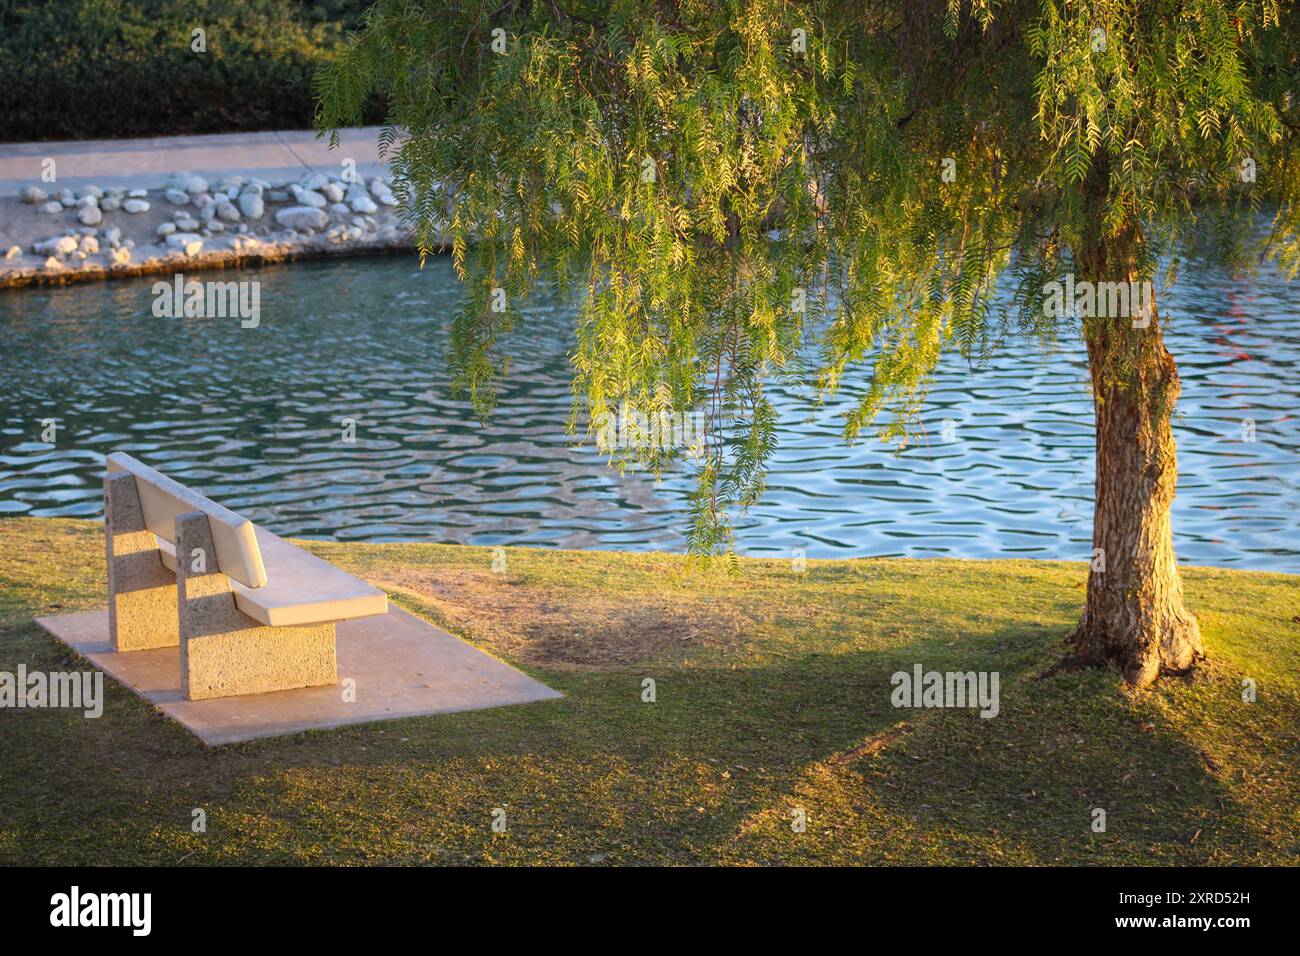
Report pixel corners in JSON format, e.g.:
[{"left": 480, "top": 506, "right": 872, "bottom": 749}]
[{"left": 107, "top": 452, "right": 268, "bottom": 588}]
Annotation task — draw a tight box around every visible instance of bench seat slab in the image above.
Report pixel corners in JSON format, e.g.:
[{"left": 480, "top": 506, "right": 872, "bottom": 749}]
[
  {"left": 177, "top": 512, "right": 337, "bottom": 701},
  {"left": 105, "top": 472, "right": 179, "bottom": 651}
]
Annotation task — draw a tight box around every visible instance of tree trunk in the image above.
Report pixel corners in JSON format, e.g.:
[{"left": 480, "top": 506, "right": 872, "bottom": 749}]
[{"left": 1067, "top": 274, "right": 1204, "bottom": 688}]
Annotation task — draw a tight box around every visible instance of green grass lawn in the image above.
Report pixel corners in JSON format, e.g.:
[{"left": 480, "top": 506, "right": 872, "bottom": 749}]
[{"left": 0, "top": 516, "right": 1296, "bottom": 865}]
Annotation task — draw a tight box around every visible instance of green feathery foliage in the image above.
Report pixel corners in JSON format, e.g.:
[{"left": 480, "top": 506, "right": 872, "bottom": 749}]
[{"left": 316, "top": 0, "right": 1299, "bottom": 556}]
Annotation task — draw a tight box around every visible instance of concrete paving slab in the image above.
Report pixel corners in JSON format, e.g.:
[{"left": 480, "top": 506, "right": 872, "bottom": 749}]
[
  {"left": 0, "top": 127, "right": 390, "bottom": 196},
  {"left": 35, "top": 605, "right": 562, "bottom": 745}
]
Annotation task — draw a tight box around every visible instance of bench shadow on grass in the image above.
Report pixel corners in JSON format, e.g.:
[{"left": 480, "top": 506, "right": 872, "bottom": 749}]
[{"left": 0, "top": 600, "right": 1260, "bottom": 866}]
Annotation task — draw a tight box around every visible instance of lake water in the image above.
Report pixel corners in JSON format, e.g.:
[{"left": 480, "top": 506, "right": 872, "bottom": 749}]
[{"left": 1, "top": 255, "right": 1297, "bottom": 571}]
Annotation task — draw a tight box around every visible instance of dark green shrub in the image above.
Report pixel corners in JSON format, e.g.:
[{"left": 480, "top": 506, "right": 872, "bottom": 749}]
[{"left": 0, "top": 0, "right": 381, "bottom": 141}]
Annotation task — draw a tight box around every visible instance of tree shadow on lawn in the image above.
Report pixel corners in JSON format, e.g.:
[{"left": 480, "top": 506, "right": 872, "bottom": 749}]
[
  {"left": 719, "top": 664, "right": 1286, "bottom": 865},
  {"left": 1, "top": 611, "right": 1281, "bottom": 866}
]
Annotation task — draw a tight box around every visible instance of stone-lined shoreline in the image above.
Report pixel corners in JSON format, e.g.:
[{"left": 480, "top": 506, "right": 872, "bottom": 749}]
[{"left": 0, "top": 171, "right": 426, "bottom": 290}]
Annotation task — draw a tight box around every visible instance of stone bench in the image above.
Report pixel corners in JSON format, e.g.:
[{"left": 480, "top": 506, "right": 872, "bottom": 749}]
[{"left": 103, "top": 452, "right": 387, "bottom": 700}]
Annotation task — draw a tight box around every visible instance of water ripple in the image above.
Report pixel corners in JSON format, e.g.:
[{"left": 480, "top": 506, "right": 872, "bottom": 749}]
[{"left": 1, "top": 256, "right": 1297, "bottom": 571}]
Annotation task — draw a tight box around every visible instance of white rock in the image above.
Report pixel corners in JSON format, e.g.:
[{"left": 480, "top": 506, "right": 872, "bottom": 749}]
[
  {"left": 164, "top": 174, "right": 208, "bottom": 195},
  {"left": 367, "top": 177, "right": 387, "bottom": 196},
  {"left": 215, "top": 201, "right": 241, "bottom": 222},
  {"left": 377, "top": 191, "right": 397, "bottom": 206},
  {"left": 165, "top": 233, "right": 204, "bottom": 256},
  {"left": 4, "top": 245, "right": 21, "bottom": 259},
  {"left": 330, "top": 203, "right": 350, "bottom": 216},
  {"left": 192, "top": 192, "right": 215, "bottom": 208},
  {"left": 44, "top": 256, "right": 64, "bottom": 271},
  {"left": 79, "top": 236, "right": 99, "bottom": 254},
  {"left": 127, "top": 188, "right": 148, "bottom": 199},
  {"left": 199, "top": 203, "right": 217, "bottom": 223},
  {"left": 109, "top": 247, "right": 132, "bottom": 266},
  {"left": 81, "top": 185, "right": 103, "bottom": 199},
  {"left": 156, "top": 222, "right": 177, "bottom": 237},
  {"left": 123, "top": 199, "right": 150, "bottom": 213},
  {"left": 38, "top": 201, "right": 62, "bottom": 215},
  {"left": 34, "top": 236, "right": 78, "bottom": 256},
  {"left": 100, "top": 196, "right": 121, "bottom": 212},
  {"left": 176, "top": 216, "right": 201, "bottom": 231},
  {"left": 323, "top": 182, "right": 345, "bottom": 203},
  {"left": 20, "top": 186, "right": 48, "bottom": 204},
  {"left": 291, "top": 185, "right": 328, "bottom": 208},
  {"left": 274, "top": 206, "right": 328, "bottom": 231},
  {"left": 103, "top": 227, "right": 122, "bottom": 245},
  {"left": 238, "top": 193, "right": 264, "bottom": 219},
  {"left": 77, "top": 205, "right": 103, "bottom": 226},
  {"left": 300, "top": 172, "right": 329, "bottom": 191},
  {"left": 350, "top": 196, "right": 378, "bottom": 215},
  {"left": 164, "top": 188, "right": 190, "bottom": 205}
]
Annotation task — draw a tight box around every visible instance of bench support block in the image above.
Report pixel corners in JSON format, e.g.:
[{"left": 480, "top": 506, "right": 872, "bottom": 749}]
[
  {"left": 105, "top": 472, "right": 179, "bottom": 652},
  {"left": 176, "top": 512, "right": 337, "bottom": 701}
]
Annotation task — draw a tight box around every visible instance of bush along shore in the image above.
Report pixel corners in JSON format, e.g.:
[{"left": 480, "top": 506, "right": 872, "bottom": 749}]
[
  {"left": 0, "top": 172, "right": 423, "bottom": 289},
  {"left": 0, "top": 0, "right": 380, "bottom": 141}
]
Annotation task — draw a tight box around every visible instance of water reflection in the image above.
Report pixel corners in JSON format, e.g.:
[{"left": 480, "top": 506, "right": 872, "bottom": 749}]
[{"left": 1, "top": 255, "right": 1296, "bottom": 571}]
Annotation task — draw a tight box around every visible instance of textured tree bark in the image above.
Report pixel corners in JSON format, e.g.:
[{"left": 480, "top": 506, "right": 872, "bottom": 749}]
[
  {"left": 1067, "top": 266, "right": 1204, "bottom": 688},
  {"left": 1057, "top": 147, "right": 1205, "bottom": 689}
]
